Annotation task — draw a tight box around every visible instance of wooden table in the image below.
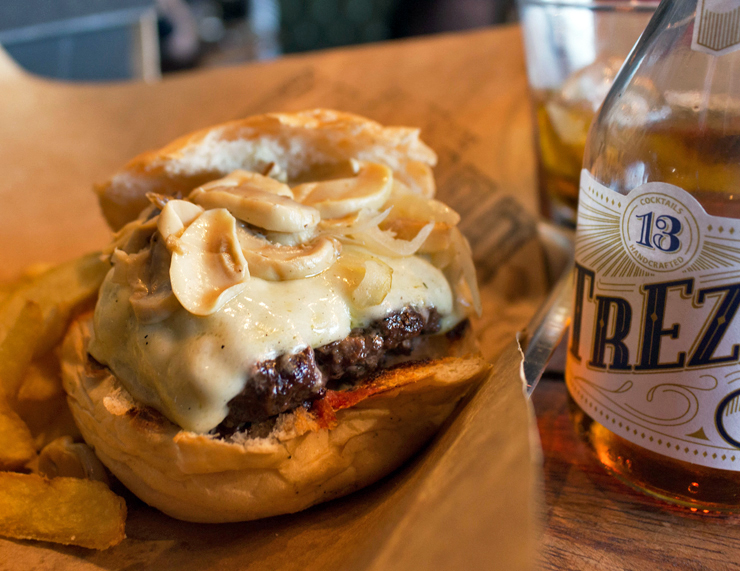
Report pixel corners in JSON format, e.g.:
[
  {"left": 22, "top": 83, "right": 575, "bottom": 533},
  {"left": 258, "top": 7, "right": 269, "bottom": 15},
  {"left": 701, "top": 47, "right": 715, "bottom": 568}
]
[{"left": 534, "top": 377, "right": 740, "bottom": 570}]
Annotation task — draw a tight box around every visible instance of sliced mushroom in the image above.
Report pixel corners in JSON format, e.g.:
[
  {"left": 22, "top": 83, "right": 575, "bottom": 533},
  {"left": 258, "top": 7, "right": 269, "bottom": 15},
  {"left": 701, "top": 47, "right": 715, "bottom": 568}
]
[
  {"left": 110, "top": 233, "right": 181, "bottom": 324},
  {"left": 157, "top": 199, "right": 204, "bottom": 244},
  {"left": 261, "top": 227, "right": 318, "bottom": 247},
  {"left": 105, "top": 207, "right": 159, "bottom": 255},
  {"left": 400, "top": 160, "right": 436, "bottom": 198},
  {"left": 121, "top": 217, "right": 159, "bottom": 254},
  {"left": 197, "top": 169, "right": 294, "bottom": 197},
  {"left": 170, "top": 208, "right": 250, "bottom": 315},
  {"left": 316, "top": 209, "right": 374, "bottom": 235},
  {"left": 38, "top": 436, "right": 109, "bottom": 484},
  {"left": 384, "top": 180, "right": 460, "bottom": 225},
  {"left": 189, "top": 170, "right": 320, "bottom": 233},
  {"left": 145, "top": 191, "right": 173, "bottom": 210},
  {"left": 130, "top": 235, "right": 181, "bottom": 324},
  {"left": 289, "top": 160, "right": 358, "bottom": 184},
  {"left": 292, "top": 160, "right": 393, "bottom": 219},
  {"left": 237, "top": 228, "right": 340, "bottom": 281}
]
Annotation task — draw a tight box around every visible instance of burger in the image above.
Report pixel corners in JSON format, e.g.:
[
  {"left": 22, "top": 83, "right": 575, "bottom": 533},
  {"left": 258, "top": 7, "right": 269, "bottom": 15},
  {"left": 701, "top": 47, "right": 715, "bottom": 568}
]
[{"left": 61, "top": 109, "right": 490, "bottom": 523}]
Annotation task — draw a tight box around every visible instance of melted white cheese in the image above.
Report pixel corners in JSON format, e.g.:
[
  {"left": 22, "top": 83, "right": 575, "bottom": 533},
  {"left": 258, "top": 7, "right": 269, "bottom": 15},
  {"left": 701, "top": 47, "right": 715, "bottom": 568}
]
[{"left": 89, "top": 253, "right": 456, "bottom": 433}]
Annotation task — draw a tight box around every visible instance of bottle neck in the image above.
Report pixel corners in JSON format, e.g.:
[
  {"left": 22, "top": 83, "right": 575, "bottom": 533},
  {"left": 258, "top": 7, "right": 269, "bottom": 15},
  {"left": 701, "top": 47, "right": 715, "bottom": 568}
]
[{"left": 584, "top": 0, "right": 740, "bottom": 212}]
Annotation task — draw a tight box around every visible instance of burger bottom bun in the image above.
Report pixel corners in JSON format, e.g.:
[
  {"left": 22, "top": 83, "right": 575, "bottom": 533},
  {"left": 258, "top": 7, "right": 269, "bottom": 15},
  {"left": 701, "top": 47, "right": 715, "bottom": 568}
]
[{"left": 61, "top": 316, "right": 490, "bottom": 523}]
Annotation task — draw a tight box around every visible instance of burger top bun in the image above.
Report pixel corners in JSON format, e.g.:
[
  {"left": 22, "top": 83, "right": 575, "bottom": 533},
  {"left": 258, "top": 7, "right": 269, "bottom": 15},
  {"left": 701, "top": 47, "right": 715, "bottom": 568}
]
[
  {"left": 96, "top": 109, "right": 438, "bottom": 231},
  {"left": 62, "top": 316, "right": 490, "bottom": 523}
]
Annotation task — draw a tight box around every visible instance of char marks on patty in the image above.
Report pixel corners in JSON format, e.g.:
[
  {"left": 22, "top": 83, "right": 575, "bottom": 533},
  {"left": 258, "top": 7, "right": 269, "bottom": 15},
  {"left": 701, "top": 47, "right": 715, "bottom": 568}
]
[
  {"left": 216, "top": 307, "right": 445, "bottom": 435},
  {"left": 221, "top": 348, "right": 325, "bottom": 430},
  {"left": 315, "top": 307, "right": 441, "bottom": 385}
]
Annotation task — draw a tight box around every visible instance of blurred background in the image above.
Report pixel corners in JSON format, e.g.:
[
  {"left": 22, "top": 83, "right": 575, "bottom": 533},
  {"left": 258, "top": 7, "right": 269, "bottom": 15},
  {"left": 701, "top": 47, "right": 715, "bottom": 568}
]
[{"left": 0, "top": 0, "right": 517, "bottom": 81}]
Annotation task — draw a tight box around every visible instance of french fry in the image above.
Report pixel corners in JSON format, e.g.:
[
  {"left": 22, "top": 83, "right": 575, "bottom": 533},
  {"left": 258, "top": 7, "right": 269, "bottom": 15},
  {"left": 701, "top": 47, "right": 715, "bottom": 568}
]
[
  {"left": 0, "top": 263, "right": 53, "bottom": 308},
  {"left": 10, "top": 352, "right": 81, "bottom": 450},
  {"left": 15, "top": 394, "right": 81, "bottom": 452},
  {"left": 0, "top": 275, "right": 32, "bottom": 311},
  {"left": 37, "top": 436, "right": 109, "bottom": 484},
  {"left": 0, "top": 472, "right": 126, "bottom": 549},
  {"left": 16, "top": 352, "right": 64, "bottom": 403},
  {"left": 0, "top": 295, "right": 43, "bottom": 468},
  {"left": 0, "top": 254, "right": 109, "bottom": 458},
  {"left": 0, "top": 395, "right": 36, "bottom": 470},
  {"left": 0, "top": 255, "right": 126, "bottom": 550},
  {"left": 0, "top": 252, "right": 109, "bottom": 359},
  {"left": 0, "top": 300, "right": 44, "bottom": 400}
]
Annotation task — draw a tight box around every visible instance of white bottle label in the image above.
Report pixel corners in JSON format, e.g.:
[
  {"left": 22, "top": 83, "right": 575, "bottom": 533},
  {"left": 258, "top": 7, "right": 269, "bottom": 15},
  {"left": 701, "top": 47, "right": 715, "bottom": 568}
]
[
  {"left": 567, "top": 170, "right": 740, "bottom": 470},
  {"left": 692, "top": 0, "right": 740, "bottom": 56}
]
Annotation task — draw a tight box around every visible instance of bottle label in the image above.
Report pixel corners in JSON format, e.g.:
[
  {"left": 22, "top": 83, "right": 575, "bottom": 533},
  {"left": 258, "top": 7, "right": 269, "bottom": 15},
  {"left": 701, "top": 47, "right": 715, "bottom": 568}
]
[
  {"left": 692, "top": 0, "right": 740, "bottom": 56},
  {"left": 567, "top": 170, "right": 740, "bottom": 470}
]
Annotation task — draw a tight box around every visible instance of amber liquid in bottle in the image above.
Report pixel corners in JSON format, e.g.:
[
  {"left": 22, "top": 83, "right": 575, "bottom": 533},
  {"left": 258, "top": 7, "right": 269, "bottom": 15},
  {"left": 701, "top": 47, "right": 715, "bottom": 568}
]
[
  {"left": 571, "top": 119, "right": 740, "bottom": 511},
  {"left": 591, "top": 113, "right": 740, "bottom": 217},
  {"left": 570, "top": 396, "right": 740, "bottom": 510},
  {"left": 568, "top": 0, "right": 740, "bottom": 511}
]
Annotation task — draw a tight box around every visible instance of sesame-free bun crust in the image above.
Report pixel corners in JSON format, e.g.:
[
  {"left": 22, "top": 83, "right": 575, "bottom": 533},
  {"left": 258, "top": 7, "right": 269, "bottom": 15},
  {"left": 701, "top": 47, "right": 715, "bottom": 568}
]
[
  {"left": 61, "top": 316, "right": 489, "bottom": 523},
  {"left": 96, "top": 109, "right": 438, "bottom": 230}
]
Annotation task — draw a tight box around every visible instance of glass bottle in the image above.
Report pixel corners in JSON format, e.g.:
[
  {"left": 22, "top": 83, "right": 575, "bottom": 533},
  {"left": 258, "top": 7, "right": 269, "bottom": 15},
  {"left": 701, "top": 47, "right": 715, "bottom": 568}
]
[{"left": 567, "top": 0, "right": 740, "bottom": 510}]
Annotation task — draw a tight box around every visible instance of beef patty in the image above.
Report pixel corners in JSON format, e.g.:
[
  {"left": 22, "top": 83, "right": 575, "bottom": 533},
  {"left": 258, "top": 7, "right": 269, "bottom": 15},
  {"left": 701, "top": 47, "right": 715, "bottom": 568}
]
[{"left": 217, "top": 306, "right": 445, "bottom": 434}]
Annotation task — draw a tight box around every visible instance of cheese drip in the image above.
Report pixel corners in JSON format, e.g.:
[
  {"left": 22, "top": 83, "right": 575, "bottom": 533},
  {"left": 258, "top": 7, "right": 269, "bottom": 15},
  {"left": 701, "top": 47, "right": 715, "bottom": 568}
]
[
  {"left": 90, "top": 162, "right": 477, "bottom": 433},
  {"left": 89, "top": 254, "right": 455, "bottom": 433}
]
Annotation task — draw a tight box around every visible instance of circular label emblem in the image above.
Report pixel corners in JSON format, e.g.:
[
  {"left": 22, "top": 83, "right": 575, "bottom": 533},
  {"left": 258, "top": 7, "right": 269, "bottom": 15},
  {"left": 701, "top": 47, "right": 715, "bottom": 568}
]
[{"left": 621, "top": 185, "right": 701, "bottom": 273}]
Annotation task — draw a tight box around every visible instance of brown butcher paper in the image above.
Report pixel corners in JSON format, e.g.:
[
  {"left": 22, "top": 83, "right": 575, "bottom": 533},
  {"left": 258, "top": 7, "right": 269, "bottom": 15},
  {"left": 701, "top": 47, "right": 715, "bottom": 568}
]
[{"left": 0, "top": 27, "right": 548, "bottom": 571}]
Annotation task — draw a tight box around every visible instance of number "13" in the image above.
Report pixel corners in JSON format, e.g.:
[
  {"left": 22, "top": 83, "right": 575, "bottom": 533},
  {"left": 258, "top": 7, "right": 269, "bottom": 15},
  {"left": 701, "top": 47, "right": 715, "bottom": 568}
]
[{"left": 635, "top": 212, "right": 682, "bottom": 253}]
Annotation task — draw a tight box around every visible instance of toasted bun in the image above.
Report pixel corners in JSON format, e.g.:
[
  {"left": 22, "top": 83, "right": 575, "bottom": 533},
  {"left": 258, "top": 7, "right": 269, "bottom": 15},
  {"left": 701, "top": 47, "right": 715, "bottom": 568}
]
[
  {"left": 96, "top": 109, "right": 438, "bottom": 230},
  {"left": 61, "top": 316, "right": 489, "bottom": 523}
]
